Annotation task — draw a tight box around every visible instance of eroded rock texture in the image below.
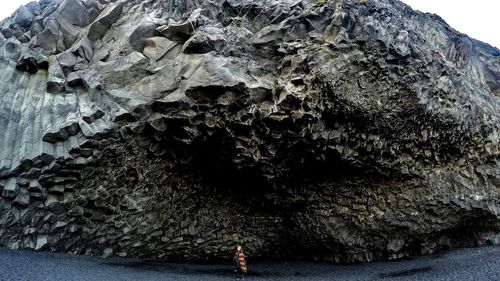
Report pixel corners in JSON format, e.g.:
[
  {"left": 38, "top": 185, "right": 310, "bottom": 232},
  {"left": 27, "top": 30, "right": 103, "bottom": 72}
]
[{"left": 0, "top": 0, "right": 499, "bottom": 263}]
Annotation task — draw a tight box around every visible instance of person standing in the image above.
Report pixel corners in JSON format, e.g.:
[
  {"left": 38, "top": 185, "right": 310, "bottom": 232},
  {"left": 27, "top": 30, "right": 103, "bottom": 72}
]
[{"left": 233, "top": 245, "right": 247, "bottom": 279}]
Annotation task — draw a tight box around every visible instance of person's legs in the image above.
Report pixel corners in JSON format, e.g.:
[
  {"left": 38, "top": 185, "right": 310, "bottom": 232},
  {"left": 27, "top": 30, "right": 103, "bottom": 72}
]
[
  {"left": 233, "top": 259, "right": 239, "bottom": 275},
  {"left": 236, "top": 268, "right": 244, "bottom": 279},
  {"left": 234, "top": 267, "right": 241, "bottom": 279}
]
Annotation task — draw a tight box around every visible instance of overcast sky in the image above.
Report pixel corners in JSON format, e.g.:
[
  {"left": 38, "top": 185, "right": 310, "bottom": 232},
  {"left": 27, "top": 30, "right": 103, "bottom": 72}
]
[
  {"left": 0, "top": 0, "right": 499, "bottom": 48},
  {"left": 1, "top": 0, "right": 37, "bottom": 22},
  {"left": 401, "top": 0, "right": 500, "bottom": 48}
]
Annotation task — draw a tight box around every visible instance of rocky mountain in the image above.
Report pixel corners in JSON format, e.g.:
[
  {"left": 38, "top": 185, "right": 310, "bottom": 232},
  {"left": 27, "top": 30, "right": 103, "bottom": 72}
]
[{"left": 0, "top": 0, "right": 499, "bottom": 263}]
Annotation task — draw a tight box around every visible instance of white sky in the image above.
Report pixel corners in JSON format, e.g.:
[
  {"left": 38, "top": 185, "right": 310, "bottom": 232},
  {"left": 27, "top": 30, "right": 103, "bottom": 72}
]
[
  {"left": 401, "top": 0, "right": 500, "bottom": 48},
  {"left": 1, "top": 0, "right": 35, "bottom": 22},
  {"left": 0, "top": 0, "right": 499, "bottom": 48}
]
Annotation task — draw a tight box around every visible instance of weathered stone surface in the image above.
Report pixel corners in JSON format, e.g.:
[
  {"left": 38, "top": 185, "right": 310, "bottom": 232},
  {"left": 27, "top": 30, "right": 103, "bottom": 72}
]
[
  {"left": 12, "top": 6, "right": 34, "bottom": 28},
  {"left": 0, "top": 0, "right": 498, "bottom": 264},
  {"left": 12, "top": 188, "right": 29, "bottom": 207},
  {"left": 143, "top": 37, "right": 177, "bottom": 61},
  {"left": 1, "top": 179, "right": 19, "bottom": 199},
  {"left": 182, "top": 27, "right": 226, "bottom": 54},
  {"left": 46, "top": 56, "right": 66, "bottom": 93},
  {"left": 157, "top": 8, "right": 201, "bottom": 42}
]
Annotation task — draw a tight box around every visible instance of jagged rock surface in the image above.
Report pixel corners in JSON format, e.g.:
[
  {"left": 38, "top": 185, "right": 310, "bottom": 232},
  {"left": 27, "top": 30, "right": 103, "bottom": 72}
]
[{"left": 0, "top": 0, "right": 499, "bottom": 263}]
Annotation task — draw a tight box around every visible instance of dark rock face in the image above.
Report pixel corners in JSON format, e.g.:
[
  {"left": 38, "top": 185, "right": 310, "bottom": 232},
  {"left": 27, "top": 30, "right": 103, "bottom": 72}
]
[{"left": 0, "top": 0, "right": 499, "bottom": 263}]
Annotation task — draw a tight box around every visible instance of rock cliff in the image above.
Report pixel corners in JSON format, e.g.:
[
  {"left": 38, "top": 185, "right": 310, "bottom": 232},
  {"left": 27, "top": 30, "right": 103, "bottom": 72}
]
[{"left": 0, "top": 0, "right": 499, "bottom": 263}]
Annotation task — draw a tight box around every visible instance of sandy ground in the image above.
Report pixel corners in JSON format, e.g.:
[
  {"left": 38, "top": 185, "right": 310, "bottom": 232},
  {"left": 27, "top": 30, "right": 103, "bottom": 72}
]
[{"left": 0, "top": 245, "right": 499, "bottom": 280}]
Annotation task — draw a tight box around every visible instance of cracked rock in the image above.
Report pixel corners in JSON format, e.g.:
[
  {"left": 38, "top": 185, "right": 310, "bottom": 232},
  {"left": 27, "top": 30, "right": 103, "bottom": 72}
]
[{"left": 0, "top": 0, "right": 498, "bottom": 264}]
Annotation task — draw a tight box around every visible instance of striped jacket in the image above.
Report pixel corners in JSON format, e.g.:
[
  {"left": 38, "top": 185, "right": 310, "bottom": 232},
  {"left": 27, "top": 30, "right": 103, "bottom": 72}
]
[{"left": 238, "top": 250, "right": 247, "bottom": 273}]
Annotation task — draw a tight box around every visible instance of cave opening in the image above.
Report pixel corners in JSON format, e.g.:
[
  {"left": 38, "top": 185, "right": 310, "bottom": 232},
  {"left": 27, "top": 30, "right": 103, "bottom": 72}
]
[
  {"left": 179, "top": 127, "right": 371, "bottom": 212},
  {"left": 186, "top": 131, "right": 273, "bottom": 203}
]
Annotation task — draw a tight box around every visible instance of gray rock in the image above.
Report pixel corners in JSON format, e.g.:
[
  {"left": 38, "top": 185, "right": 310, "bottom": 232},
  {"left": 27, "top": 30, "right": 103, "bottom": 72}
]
[
  {"left": 1, "top": 179, "right": 19, "bottom": 199},
  {"left": 157, "top": 8, "right": 201, "bottom": 42},
  {"left": 13, "top": 6, "right": 34, "bottom": 27},
  {"left": 57, "top": 52, "right": 78, "bottom": 72},
  {"left": 88, "top": 0, "right": 126, "bottom": 41},
  {"left": 0, "top": 0, "right": 498, "bottom": 264},
  {"left": 182, "top": 27, "right": 226, "bottom": 54},
  {"left": 32, "top": 19, "right": 60, "bottom": 52},
  {"left": 35, "top": 235, "right": 48, "bottom": 251},
  {"left": 47, "top": 56, "right": 66, "bottom": 93},
  {"left": 13, "top": 189, "right": 30, "bottom": 207},
  {"left": 1, "top": 38, "right": 22, "bottom": 60},
  {"left": 143, "top": 37, "right": 177, "bottom": 61}
]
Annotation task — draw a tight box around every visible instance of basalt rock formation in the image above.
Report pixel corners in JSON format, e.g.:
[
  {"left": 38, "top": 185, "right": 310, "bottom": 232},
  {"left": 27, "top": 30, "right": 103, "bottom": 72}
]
[{"left": 0, "top": 0, "right": 499, "bottom": 263}]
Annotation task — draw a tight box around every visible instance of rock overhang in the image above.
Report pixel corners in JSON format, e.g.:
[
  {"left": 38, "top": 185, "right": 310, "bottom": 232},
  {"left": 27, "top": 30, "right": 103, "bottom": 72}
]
[{"left": 0, "top": 0, "right": 498, "bottom": 263}]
